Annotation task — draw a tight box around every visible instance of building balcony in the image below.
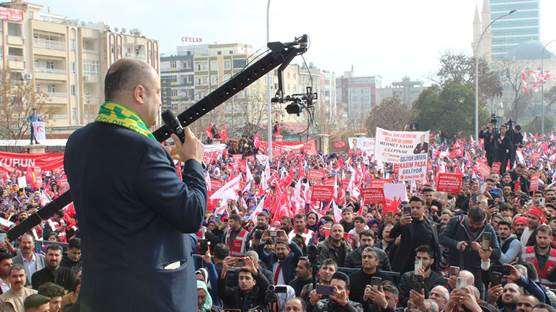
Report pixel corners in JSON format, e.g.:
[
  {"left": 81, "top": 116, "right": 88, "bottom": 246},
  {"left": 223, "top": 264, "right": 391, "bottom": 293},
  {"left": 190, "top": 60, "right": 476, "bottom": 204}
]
[
  {"left": 83, "top": 95, "right": 99, "bottom": 105},
  {"left": 83, "top": 72, "right": 99, "bottom": 83},
  {"left": 33, "top": 39, "right": 66, "bottom": 57},
  {"left": 34, "top": 39, "right": 65, "bottom": 50},
  {"left": 7, "top": 57, "right": 24, "bottom": 71},
  {"left": 34, "top": 67, "right": 67, "bottom": 81},
  {"left": 46, "top": 92, "right": 68, "bottom": 104},
  {"left": 7, "top": 36, "right": 23, "bottom": 46},
  {"left": 82, "top": 48, "right": 98, "bottom": 54}
]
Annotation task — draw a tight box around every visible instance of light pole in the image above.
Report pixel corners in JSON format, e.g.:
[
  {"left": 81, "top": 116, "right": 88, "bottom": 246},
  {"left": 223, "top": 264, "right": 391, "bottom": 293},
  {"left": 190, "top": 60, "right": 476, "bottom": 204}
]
[
  {"left": 540, "top": 40, "right": 556, "bottom": 135},
  {"left": 474, "top": 9, "right": 516, "bottom": 140},
  {"left": 266, "top": 0, "right": 273, "bottom": 161}
]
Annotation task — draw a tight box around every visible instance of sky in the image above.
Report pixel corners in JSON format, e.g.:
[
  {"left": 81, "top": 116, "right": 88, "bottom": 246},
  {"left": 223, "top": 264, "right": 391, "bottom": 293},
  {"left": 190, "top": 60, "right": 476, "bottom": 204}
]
[{"left": 31, "top": 0, "right": 556, "bottom": 86}]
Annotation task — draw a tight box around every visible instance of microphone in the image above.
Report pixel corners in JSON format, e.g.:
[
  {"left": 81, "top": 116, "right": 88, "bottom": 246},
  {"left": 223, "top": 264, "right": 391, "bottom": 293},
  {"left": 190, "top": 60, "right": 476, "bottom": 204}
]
[
  {"left": 162, "top": 110, "right": 185, "bottom": 143},
  {"left": 162, "top": 109, "right": 207, "bottom": 171}
]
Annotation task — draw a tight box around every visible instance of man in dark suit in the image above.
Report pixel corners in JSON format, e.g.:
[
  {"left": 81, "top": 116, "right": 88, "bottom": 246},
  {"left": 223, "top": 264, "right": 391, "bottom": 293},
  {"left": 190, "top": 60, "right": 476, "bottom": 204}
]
[
  {"left": 256, "top": 229, "right": 302, "bottom": 285},
  {"left": 64, "top": 59, "right": 207, "bottom": 312},
  {"left": 479, "top": 122, "right": 496, "bottom": 166}
]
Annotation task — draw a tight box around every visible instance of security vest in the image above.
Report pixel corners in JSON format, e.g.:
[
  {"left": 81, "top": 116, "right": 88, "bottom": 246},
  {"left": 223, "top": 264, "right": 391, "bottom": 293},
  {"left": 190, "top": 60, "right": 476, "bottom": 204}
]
[
  {"left": 225, "top": 228, "right": 249, "bottom": 257},
  {"left": 522, "top": 246, "right": 556, "bottom": 286}
]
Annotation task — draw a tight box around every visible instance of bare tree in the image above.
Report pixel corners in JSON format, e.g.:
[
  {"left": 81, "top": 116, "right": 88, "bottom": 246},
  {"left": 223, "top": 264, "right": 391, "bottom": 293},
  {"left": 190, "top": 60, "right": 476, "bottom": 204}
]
[
  {"left": 366, "top": 97, "right": 412, "bottom": 136},
  {"left": 0, "top": 70, "right": 49, "bottom": 144},
  {"left": 546, "top": 85, "right": 556, "bottom": 107},
  {"left": 498, "top": 63, "right": 528, "bottom": 121}
]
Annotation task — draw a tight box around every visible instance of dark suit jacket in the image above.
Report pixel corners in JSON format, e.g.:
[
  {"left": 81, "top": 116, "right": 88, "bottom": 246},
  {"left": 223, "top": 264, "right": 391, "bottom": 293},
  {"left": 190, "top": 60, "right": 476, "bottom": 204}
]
[
  {"left": 64, "top": 122, "right": 207, "bottom": 312},
  {"left": 390, "top": 218, "right": 441, "bottom": 273},
  {"left": 256, "top": 241, "right": 302, "bottom": 284}
]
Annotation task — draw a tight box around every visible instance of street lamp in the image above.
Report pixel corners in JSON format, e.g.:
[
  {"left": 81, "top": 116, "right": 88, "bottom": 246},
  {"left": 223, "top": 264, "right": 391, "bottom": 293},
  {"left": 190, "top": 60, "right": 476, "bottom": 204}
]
[
  {"left": 266, "top": 0, "right": 273, "bottom": 161},
  {"left": 540, "top": 40, "right": 556, "bottom": 135},
  {"left": 474, "top": 9, "right": 516, "bottom": 140}
]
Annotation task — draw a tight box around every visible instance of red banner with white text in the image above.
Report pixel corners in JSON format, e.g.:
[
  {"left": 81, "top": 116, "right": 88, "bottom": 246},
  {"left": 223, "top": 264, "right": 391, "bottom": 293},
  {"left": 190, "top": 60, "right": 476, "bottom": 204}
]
[{"left": 0, "top": 151, "right": 64, "bottom": 173}]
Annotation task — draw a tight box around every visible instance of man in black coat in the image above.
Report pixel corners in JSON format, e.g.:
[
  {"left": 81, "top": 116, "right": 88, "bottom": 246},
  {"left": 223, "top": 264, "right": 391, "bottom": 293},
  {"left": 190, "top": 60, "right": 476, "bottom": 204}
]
[
  {"left": 64, "top": 59, "right": 207, "bottom": 312},
  {"left": 495, "top": 124, "right": 512, "bottom": 174},
  {"left": 31, "top": 245, "right": 76, "bottom": 291},
  {"left": 288, "top": 257, "right": 313, "bottom": 296},
  {"left": 398, "top": 245, "right": 447, "bottom": 307},
  {"left": 439, "top": 207, "right": 501, "bottom": 290},
  {"left": 479, "top": 122, "right": 496, "bottom": 166},
  {"left": 218, "top": 256, "right": 271, "bottom": 311},
  {"left": 349, "top": 247, "right": 393, "bottom": 304},
  {"left": 390, "top": 196, "right": 441, "bottom": 274},
  {"left": 345, "top": 230, "right": 391, "bottom": 271}
]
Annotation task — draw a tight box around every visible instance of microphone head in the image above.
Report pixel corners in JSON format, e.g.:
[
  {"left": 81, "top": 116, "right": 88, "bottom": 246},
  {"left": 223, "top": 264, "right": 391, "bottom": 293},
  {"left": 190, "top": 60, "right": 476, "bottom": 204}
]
[
  {"left": 161, "top": 110, "right": 181, "bottom": 130},
  {"left": 161, "top": 110, "right": 185, "bottom": 143}
]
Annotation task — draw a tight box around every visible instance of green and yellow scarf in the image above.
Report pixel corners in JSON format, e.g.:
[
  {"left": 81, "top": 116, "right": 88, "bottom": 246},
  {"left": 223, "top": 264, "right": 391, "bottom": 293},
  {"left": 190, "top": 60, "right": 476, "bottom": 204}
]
[{"left": 95, "top": 101, "right": 155, "bottom": 140}]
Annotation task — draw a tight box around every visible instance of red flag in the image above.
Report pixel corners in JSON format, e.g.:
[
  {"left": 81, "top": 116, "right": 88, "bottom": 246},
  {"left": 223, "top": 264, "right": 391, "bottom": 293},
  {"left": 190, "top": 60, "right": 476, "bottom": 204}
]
[
  {"left": 254, "top": 134, "right": 261, "bottom": 149},
  {"left": 205, "top": 124, "right": 214, "bottom": 140},
  {"left": 219, "top": 125, "right": 229, "bottom": 142}
]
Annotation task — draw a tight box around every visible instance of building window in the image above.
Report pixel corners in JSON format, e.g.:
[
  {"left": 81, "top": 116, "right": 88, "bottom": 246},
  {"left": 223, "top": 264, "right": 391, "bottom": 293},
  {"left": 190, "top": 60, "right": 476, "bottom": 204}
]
[
  {"left": 72, "top": 62, "right": 76, "bottom": 73},
  {"left": 171, "top": 89, "right": 178, "bottom": 97},
  {"left": 170, "top": 61, "right": 176, "bottom": 68},
  {"left": 224, "top": 60, "right": 232, "bottom": 70},
  {"left": 48, "top": 84, "right": 56, "bottom": 93},
  {"left": 71, "top": 85, "right": 76, "bottom": 96},
  {"left": 217, "top": 51, "right": 222, "bottom": 55},
  {"left": 83, "top": 61, "right": 99, "bottom": 74},
  {"left": 211, "top": 75, "right": 218, "bottom": 85},
  {"left": 210, "top": 60, "right": 217, "bottom": 69},
  {"left": 70, "top": 39, "right": 76, "bottom": 50},
  {"left": 196, "top": 61, "right": 208, "bottom": 71},
  {"left": 233, "top": 59, "right": 246, "bottom": 68},
  {"left": 7, "top": 23, "right": 22, "bottom": 36}
]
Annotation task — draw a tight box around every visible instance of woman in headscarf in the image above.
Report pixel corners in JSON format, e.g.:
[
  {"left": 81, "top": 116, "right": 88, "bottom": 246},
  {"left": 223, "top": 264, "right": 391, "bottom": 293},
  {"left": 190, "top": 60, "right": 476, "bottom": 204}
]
[{"left": 197, "top": 280, "right": 214, "bottom": 312}]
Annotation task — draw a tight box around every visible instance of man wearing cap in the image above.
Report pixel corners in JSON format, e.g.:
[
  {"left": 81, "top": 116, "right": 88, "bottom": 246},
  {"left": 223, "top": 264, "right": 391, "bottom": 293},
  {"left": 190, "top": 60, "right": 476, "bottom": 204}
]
[
  {"left": 59, "top": 238, "right": 80, "bottom": 275},
  {"left": 514, "top": 216, "right": 528, "bottom": 240},
  {"left": 521, "top": 207, "right": 545, "bottom": 247}
]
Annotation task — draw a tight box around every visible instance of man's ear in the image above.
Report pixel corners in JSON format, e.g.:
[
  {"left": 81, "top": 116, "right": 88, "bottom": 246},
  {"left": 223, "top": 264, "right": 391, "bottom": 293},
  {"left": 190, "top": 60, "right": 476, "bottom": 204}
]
[{"left": 133, "top": 84, "right": 146, "bottom": 104}]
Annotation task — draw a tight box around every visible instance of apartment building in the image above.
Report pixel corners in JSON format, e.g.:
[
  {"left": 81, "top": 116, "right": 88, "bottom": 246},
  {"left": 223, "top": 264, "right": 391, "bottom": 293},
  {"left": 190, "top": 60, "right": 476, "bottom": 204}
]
[{"left": 0, "top": 0, "right": 159, "bottom": 137}]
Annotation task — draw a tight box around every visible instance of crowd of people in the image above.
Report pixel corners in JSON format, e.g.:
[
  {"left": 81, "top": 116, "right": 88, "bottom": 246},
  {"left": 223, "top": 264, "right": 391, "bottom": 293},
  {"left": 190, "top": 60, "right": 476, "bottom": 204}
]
[{"left": 1, "top": 122, "right": 556, "bottom": 311}]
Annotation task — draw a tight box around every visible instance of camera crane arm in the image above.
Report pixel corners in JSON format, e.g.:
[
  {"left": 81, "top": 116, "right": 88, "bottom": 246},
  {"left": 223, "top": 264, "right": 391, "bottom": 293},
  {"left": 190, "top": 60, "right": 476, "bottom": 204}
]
[{"left": 7, "top": 35, "right": 310, "bottom": 241}]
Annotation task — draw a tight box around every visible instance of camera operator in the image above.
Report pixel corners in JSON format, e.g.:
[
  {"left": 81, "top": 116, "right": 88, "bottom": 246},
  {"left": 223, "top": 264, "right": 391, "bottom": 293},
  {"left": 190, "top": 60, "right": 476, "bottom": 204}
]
[
  {"left": 218, "top": 255, "right": 271, "bottom": 311},
  {"left": 479, "top": 119, "right": 496, "bottom": 167}
]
